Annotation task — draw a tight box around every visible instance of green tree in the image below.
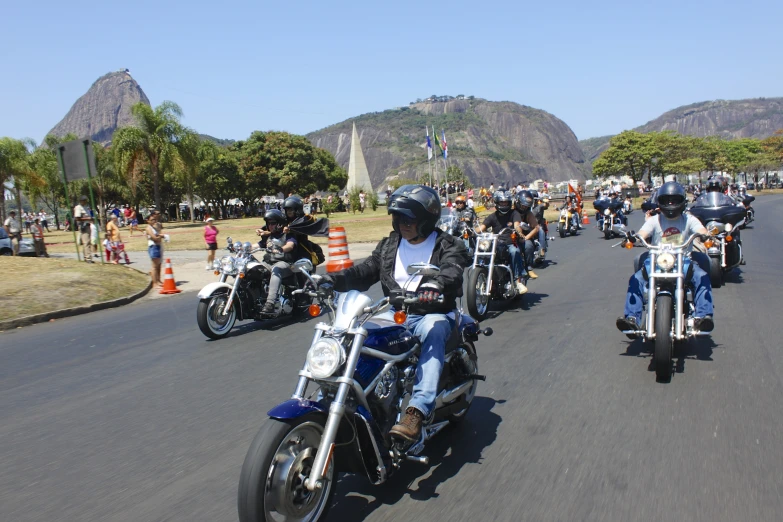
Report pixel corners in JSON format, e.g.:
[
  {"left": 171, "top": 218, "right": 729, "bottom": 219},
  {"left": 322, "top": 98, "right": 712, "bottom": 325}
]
[
  {"left": 237, "top": 131, "right": 347, "bottom": 197},
  {"left": 112, "top": 101, "right": 186, "bottom": 211},
  {"left": 0, "top": 137, "right": 35, "bottom": 220},
  {"left": 195, "top": 141, "right": 242, "bottom": 218},
  {"left": 445, "top": 165, "right": 472, "bottom": 188},
  {"left": 592, "top": 130, "right": 660, "bottom": 182}
]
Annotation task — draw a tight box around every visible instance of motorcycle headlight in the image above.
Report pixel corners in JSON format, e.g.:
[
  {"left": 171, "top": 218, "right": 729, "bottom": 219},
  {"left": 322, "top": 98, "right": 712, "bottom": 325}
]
[
  {"left": 439, "top": 222, "right": 449, "bottom": 232},
  {"left": 220, "top": 256, "right": 237, "bottom": 275},
  {"left": 478, "top": 239, "right": 492, "bottom": 252},
  {"left": 212, "top": 259, "right": 221, "bottom": 270},
  {"left": 656, "top": 252, "right": 676, "bottom": 271},
  {"left": 306, "top": 337, "right": 345, "bottom": 379},
  {"left": 603, "top": 209, "right": 611, "bottom": 216},
  {"left": 724, "top": 223, "right": 733, "bottom": 233}
]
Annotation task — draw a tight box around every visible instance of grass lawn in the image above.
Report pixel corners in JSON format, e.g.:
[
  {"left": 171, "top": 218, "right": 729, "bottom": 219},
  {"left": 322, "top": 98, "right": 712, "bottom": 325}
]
[{"left": 0, "top": 257, "right": 149, "bottom": 323}]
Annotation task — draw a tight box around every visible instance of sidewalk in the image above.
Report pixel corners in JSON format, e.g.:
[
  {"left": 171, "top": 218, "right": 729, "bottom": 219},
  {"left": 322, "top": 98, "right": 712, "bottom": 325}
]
[{"left": 52, "top": 243, "right": 377, "bottom": 299}]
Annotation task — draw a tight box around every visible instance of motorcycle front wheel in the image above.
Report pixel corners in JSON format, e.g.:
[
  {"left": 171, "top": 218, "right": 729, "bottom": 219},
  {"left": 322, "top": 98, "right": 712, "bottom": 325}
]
[
  {"left": 559, "top": 226, "right": 566, "bottom": 239},
  {"left": 467, "top": 268, "right": 490, "bottom": 321},
  {"left": 238, "top": 418, "right": 335, "bottom": 522},
  {"left": 708, "top": 256, "right": 723, "bottom": 288},
  {"left": 604, "top": 228, "right": 612, "bottom": 240},
  {"left": 196, "top": 293, "right": 237, "bottom": 339},
  {"left": 654, "top": 294, "right": 673, "bottom": 381}
]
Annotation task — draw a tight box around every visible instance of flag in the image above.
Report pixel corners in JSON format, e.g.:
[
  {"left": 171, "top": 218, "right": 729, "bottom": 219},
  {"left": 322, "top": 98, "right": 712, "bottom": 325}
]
[
  {"left": 433, "top": 126, "right": 443, "bottom": 153},
  {"left": 441, "top": 129, "right": 448, "bottom": 159},
  {"left": 568, "top": 183, "right": 583, "bottom": 209},
  {"left": 426, "top": 127, "right": 432, "bottom": 160}
]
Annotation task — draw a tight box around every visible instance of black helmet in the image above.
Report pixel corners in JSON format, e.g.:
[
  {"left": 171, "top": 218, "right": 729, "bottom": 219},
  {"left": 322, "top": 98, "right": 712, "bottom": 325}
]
[
  {"left": 657, "top": 182, "right": 687, "bottom": 219},
  {"left": 283, "top": 196, "right": 304, "bottom": 220},
  {"left": 493, "top": 191, "right": 513, "bottom": 215},
  {"left": 705, "top": 179, "right": 722, "bottom": 192},
  {"left": 264, "top": 209, "right": 286, "bottom": 231},
  {"left": 387, "top": 185, "right": 441, "bottom": 239},
  {"left": 528, "top": 189, "right": 540, "bottom": 200},
  {"left": 515, "top": 191, "right": 534, "bottom": 214}
]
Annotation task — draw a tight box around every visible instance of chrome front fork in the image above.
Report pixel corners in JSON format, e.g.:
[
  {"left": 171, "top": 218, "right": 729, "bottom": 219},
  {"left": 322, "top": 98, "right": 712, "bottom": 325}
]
[
  {"left": 305, "top": 328, "right": 367, "bottom": 491},
  {"left": 221, "top": 277, "right": 241, "bottom": 315}
]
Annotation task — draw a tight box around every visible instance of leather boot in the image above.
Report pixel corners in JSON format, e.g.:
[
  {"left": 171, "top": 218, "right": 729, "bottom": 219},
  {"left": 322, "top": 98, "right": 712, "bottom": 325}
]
[{"left": 389, "top": 407, "right": 424, "bottom": 442}]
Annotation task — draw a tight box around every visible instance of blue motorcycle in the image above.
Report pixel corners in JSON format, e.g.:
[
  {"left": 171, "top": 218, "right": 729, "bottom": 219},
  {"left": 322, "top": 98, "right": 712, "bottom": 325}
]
[{"left": 237, "top": 263, "right": 492, "bottom": 522}]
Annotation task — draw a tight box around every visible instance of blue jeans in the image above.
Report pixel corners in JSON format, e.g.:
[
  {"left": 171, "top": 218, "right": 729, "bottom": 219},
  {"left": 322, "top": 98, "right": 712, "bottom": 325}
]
[
  {"left": 538, "top": 226, "right": 547, "bottom": 251},
  {"left": 374, "top": 310, "right": 455, "bottom": 417},
  {"left": 506, "top": 244, "right": 527, "bottom": 279},
  {"left": 624, "top": 251, "right": 713, "bottom": 322},
  {"left": 521, "top": 239, "right": 535, "bottom": 269},
  {"left": 616, "top": 209, "right": 627, "bottom": 225}
]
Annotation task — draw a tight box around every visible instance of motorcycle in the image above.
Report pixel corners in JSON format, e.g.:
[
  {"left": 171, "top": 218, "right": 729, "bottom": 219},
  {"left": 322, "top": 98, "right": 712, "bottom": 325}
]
[
  {"left": 622, "top": 199, "right": 634, "bottom": 214},
  {"left": 557, "top": 207, "right": 578, "bottom": 238},
  {"left": 437, "top": 208, "right": 477, "bottom": 258},
  {"left": 618, "top": 233, "right": 711, "bottom": 381},
  {"left": 740, "top": 194, "right": 755, "bottom": 227},
  {"left": 196, "top": 237, "right": 318, "bottom": 339},
  {"left": 594, "top": 197, "right": 625, "bottom": 240},
  {"left": 237, "top": 263, "right": 491, "bottom": 522},
  {"left": 689, "top": 193, "right": 746, "bottom": 288},
  {"left": 466, "top": 228, "right": 523, "bottom": 321}
]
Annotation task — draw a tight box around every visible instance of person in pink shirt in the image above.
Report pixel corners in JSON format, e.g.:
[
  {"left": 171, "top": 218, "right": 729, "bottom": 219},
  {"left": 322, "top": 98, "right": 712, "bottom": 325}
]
[{"left": 204, "top": 217, "right": 219, "bottom": 270}]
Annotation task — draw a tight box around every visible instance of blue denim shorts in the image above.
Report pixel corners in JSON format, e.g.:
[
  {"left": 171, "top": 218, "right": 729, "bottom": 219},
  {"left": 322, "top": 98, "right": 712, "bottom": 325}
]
[{"left": 148, "top": 244, "right": 162, "bottom": 259}]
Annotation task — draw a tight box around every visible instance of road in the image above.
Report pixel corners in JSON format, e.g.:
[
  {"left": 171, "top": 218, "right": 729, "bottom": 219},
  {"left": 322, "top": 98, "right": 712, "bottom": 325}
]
[{"left": 1, "top": 195, "right": 782, "bottom": 521}]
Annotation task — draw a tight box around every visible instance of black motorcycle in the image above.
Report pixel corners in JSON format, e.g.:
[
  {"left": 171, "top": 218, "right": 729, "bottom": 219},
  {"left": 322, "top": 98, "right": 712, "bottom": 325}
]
[
  {"left": 689, "top": 193, "right": 745, "bottom": 288},
  {"left": 437, "top": 207, "right": 477, "bottom": 258},
  {"left": 466, "top": 228, "right": 524, "bottom": 321},
  {"left": 594, "top": 197, "right": 625, "bottom": 240},
  {"left": 196, "top": 237, "right": 317, "bottom": 339}
]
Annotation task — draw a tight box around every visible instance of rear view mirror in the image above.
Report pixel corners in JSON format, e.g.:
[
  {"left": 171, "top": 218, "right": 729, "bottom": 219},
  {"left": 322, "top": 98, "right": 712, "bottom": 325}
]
[
  {"left": 406, "top": 262, "right": 440, "bottom": 276},
  {"left": 292, "top": 258, "right": 314, "bottom": 274}
]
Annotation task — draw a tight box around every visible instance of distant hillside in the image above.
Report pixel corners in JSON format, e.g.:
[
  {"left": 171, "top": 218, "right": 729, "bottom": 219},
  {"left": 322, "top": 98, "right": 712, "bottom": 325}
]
[
  {"left": 307, "top": 98, "right": 588, "bottom": 188},
  {"left": 47, "top": 70, "right": 150, "bottom": 145},
  {"left": 579, "top": 97, "right": 783, "bottom": 162},
  {"left": 199, "top": 134, "right": 235, "bottom": 147}
]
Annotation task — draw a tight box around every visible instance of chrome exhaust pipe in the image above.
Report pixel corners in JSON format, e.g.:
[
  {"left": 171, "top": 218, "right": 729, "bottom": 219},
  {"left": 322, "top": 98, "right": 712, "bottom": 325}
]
[{"left": 438, "top": 380, "right": 473, "bottom": 405}]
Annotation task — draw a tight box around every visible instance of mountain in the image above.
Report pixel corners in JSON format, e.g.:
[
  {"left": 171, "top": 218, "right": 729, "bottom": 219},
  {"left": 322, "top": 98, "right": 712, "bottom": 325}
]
[
  {"left": 47, "top": 70, "right": 150, "bottom": 145},
  {"left": 580, "top": 97, "right": 783, "bottom": 162},
  {"left": 307, "top": 98, "right": 588, "bottom": 188},
  {"left": 199, "top": 134, "right": 235, "bottom": 147}
]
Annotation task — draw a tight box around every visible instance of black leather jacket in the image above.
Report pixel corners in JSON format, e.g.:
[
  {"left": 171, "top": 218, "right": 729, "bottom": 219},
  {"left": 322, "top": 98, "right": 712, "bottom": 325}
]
[{"left": 329, "top": 230, "right": 469, "bottom": 314}]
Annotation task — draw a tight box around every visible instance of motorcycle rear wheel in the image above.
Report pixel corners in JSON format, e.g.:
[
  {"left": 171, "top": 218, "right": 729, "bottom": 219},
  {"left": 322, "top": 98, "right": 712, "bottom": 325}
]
[
  {"left": 197, "top": 293, "right": 237, "bottom": 339},
  {"left": 238, "top": 418, "right": 335, "bottom": 522},
  {"left": 654, "top": 295, "right": 673, "bottom": 381},
  {"left": 708, "top": 257, "right": 723, "bottom": 288},
  {"left": 467, "top": 268, "right": 490, "bottom": 321},
  {"left": 447, "top": 342, "right": 478, "bottom": 424}
]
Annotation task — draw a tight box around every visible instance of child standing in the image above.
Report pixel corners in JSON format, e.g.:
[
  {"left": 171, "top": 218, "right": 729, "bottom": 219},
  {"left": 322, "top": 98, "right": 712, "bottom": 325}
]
[{"left": 204, "top": 217, "right": 219, "bottom": 270}]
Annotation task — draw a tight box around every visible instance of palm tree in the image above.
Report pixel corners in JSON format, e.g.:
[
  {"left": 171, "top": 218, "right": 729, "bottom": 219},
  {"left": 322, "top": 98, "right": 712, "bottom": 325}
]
[
  {"left": 112, "top": 101, "right": 185, "bottom": 211},
  {"left": 0, "top": 137, "right": 36, "bottom": 220},
  {"left": 174, "top": 130, "right": 202, "bottom": 222}
]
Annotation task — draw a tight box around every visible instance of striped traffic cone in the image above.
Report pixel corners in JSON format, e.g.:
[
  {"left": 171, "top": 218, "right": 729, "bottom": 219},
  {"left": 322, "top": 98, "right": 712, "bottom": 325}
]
[
  {"left": 582, "top": 211, "right": 590, "bottom": 225},
  {"left": 159, "top": 258, "right": 182, "bottom": 294},
  {"left": 326, "top": 226, "right": 354, "bottom": 273}
]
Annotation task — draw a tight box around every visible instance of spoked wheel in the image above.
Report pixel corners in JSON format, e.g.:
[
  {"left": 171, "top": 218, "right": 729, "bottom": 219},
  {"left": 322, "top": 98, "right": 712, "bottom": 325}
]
[
  {"left": 654, "top": 295, "right": 673, "bottom": 382},
  {"left": 238, "top": 418, "right": 335, "bottom": 522},
  {"left": 197, "top": 292, "right": 237, "bottom": 339},
  {"left": 467, "top": 268, "right": 490, "bottom": 321},
  {"left": 708, "top": 257, "right": 723, "bottom": 288},
  {"left": 447, "top": 342, "right": 479, "bottom": 424}
]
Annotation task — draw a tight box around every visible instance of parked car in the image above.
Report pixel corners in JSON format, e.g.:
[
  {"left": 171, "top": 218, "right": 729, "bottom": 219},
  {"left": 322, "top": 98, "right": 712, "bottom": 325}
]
[{"left": 0, "top": 228, "right": 36, "bottom": 256}]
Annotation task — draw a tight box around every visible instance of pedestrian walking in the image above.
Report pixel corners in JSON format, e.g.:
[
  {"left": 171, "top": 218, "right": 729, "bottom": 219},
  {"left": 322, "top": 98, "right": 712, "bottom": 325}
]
[
  {"left": 73, "top": 196, "right": 93, "bottom": 263},
  {"left": 3, "top": 210, "right": 22, "bottom": 256},
  {"left": 31, "top": 218, "right": 49, "bottom": 257},
  {"left": 204, "top": 217, "right": 219, "bottom": 270},
  {"left": 106, "top": 214, "right": 122, "bottom": 264}
]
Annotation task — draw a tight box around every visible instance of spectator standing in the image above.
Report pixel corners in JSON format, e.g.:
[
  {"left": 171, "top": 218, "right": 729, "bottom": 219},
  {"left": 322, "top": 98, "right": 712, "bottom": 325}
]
[
  {"left": 73, "top": 196, "right": 93, "bottom": 263},
  {"left": 106, "top": 215, "right": 122, "bottom": 264},
  {"left": 359, "top": 190, "right": 366, "bottom": 213},
  {"left": 31, "top": 218, "right": 49, "bottom": 257},
  {"left": 204, "top": 217, "right": 219, "bottom": 270},
  {"left": 39, "top": 210, "right": 50, "bottom": 232},
  {"left": 146, "top": 213, "right": 163, "bottom": 287},
  {"left": 4, "top": 210, "right": 22, "bottom": 256}
]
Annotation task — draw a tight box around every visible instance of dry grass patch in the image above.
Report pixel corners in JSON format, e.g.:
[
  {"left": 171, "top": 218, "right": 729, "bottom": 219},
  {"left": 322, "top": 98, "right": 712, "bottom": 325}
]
[{"left": 0, "top": 257, "right": 149, "bottom": 323}]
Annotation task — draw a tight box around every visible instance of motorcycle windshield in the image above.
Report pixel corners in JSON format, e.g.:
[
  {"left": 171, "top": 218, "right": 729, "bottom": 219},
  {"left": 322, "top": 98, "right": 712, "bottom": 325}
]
[
  {"left": 689, "top": 193, "right": 746, "bottom": 225},
  {"left": 437, "top": 209, "right": 457, "bottom": 232},
  {"left": 691, "top": 192, "right": 736, "bottom": 208}
]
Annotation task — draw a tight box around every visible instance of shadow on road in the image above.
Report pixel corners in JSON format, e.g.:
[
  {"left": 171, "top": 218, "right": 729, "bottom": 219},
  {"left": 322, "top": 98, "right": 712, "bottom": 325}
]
[
  {"left": 325, "top": 396, "right": 504, "bottom": 522},
  {"left": 619, "top": 335, "right": 718, "bottom": 377},
  {"left": 723, "top": 269, "right": 745, "bottom": 285}
]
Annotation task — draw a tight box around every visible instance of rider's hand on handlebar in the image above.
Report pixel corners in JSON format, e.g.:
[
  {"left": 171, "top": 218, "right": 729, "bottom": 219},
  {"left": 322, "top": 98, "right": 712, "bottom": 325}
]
[{"left": 417, "top": 282, "right": 443, "bottom": 304}]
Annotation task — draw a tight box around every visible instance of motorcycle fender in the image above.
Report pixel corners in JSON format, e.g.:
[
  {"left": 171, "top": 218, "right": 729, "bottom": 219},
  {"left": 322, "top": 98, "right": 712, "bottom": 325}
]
[
  {"left": 197, "top": 282, "right": 234, "bottom": 300},
  {"left": 267, "top": 399, "right": 327, "bottom": 420}
]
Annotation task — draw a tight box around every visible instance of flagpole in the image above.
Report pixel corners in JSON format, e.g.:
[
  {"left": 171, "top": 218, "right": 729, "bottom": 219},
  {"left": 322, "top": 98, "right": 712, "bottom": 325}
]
[
  {"left": 426, "top": 126, "right": 433, "bottom": 186},
  {"left": 432, "top": 125, "right": 440, "bottom": 192}
]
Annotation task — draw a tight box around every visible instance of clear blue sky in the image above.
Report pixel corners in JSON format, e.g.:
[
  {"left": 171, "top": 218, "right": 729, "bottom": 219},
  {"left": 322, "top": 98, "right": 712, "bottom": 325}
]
[{"left": 2, "top": 0, "right": 781, "bottom": 144}]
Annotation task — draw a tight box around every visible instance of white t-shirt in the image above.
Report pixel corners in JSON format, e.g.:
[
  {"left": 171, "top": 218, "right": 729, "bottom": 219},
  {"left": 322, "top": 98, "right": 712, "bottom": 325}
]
[
  {"left": 639, "top": 213, "right": 703, "bottom": 252},
  {"left": 394, "top": 232, "right": 437, "bottom": 291},
  {"left": 467, "top": 199, "right": 474, "bottom": 209},
  {"left": 74, "top": 204, "right": 87, "bottom": 219},
  {"left": 4, "top": 217, "right": 20, "bottom": 233}
]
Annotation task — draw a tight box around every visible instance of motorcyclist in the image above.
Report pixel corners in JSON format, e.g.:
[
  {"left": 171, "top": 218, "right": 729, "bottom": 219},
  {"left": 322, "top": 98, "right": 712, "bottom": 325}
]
[
  {"left": 616, "top": 182, "right": 714, "bottom": 335},
  {"left": 319, "top": 185, "right": 469, "bottom": 442},
  {"left": 531, "top": 192, "right": 549, "bottom": 256},
  {"left": 453, "top": 195, "right": 477, "bottom": 224},
  {"left": 608, "top": 188, "right": 628, "bottom": 226},
  {"left": 257, "top": 209, "right": 301, "bottom": 315},
  {"left": 704, "top": 178, "right": 723, "bottom": 194},
  {"left": 560, "top": 195, "right": 580, "bottom": 230},
  {"left": 479, "top": 191, "right": 530, "bottom": 294},
  {"left": 514, "top": 191, "right": 541, "bottom": 277}
]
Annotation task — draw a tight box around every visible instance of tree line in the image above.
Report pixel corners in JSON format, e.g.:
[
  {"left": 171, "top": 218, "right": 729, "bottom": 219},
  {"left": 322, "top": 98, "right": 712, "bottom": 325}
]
[
  {"left": 0, "top": 101, "right": 348, "bottom": 226},
  {"left": 592, "top": 130, "right": 783, "bottom": 183}
]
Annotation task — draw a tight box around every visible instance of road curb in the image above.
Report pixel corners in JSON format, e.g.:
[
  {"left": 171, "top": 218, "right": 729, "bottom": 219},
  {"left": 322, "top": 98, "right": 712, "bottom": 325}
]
[{"left": 0, "top": 271, "right": 153, "bottom": 332}]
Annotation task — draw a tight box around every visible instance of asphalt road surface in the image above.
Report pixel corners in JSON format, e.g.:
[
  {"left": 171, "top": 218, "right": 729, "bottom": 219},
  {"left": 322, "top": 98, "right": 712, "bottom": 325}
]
[{"left": 2, "top": 196, "right": 782, "bottom": 522}]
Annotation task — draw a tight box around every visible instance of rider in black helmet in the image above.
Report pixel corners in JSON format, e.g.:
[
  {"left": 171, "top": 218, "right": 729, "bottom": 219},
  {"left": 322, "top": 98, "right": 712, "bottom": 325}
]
[
  {"left": 514, "top": 191, "right": 540, "bottom": 279},
  {"left": 616, "top": 181, "right": 714, "bottom": 335},
  {"left": 320, "top": 185, "right": 469, "bottom": 443},
  {"left": 283, "top": 195, "right": 305, "bottom": 223},
  {"left": 256, "top": 209, "right": 301, "bottom": 314},
  {"left": 479, "top": 191, "right": 530, "bottom": 293}
]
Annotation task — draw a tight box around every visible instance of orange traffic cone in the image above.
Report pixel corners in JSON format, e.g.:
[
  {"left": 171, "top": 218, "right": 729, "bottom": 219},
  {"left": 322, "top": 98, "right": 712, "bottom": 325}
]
[
  {"left": 582, "top": 211, "right": 590, "bottom": 225},
  {"left": 326, "top": 227, "right": 354, "bottom": 273},
  {"left": 159, "top": 258, "right": 182, "bottom": 294}
]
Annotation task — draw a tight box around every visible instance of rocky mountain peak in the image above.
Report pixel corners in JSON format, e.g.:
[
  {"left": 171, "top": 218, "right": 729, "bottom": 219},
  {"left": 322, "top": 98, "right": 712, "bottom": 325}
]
[{"left": 47, "top": 70, "right": 150, "bottom": 145}]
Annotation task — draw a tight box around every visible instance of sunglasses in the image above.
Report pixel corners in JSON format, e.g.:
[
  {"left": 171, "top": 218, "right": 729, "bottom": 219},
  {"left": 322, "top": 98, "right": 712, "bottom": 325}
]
[{"left": 393, "top": 215, "right": 416, "bottom": 227}]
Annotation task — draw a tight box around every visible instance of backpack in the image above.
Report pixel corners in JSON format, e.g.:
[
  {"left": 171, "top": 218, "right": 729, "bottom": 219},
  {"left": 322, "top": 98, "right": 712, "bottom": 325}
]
[{"left": 299, "top": 237, "right": 325, "bottom": 266}]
